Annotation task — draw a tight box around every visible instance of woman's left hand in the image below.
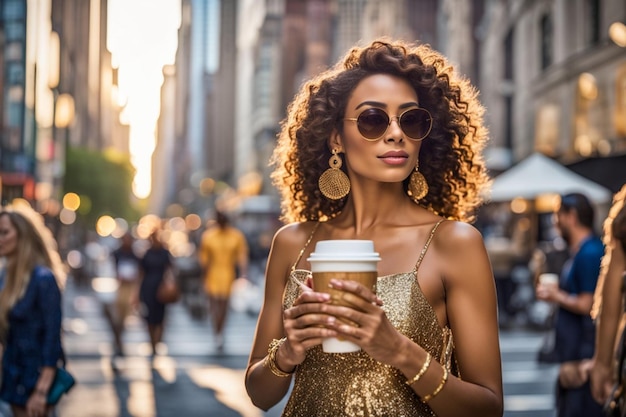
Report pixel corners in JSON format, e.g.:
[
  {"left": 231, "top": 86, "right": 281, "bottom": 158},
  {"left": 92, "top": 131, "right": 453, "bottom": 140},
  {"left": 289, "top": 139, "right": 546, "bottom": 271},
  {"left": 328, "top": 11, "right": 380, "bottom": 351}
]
[
  {"left": 323, "top": 278, "right": 404, "bottom": 365},
  {"left": 590, "top": 359, "right": 615, "bottom": 404},
  {"left": 26, "top": 391, "right": 47, "bottom": 417}
]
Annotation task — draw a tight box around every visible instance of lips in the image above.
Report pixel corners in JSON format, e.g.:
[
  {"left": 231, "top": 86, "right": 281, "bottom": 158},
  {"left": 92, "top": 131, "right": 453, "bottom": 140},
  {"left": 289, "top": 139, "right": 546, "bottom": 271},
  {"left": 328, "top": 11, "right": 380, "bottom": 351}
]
[
  {"left": 378, "top": 151, "right": 409, "bottom": 165},
  {"left": 379, "top": 151, "right": 409, "bottom": 158}
]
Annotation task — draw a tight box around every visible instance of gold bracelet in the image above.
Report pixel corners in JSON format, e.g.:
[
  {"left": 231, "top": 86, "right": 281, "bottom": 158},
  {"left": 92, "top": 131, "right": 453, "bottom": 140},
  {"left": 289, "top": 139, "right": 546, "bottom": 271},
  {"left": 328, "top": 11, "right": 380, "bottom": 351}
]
[
  {"left": 422, "top": 366, "right": 449, "bottom": 403},
  {"left": 405, "top": 353, "right": 432, "bottom": 386},
  {"left": 263, "top": 338, "right": 294, "bottom": 378}
]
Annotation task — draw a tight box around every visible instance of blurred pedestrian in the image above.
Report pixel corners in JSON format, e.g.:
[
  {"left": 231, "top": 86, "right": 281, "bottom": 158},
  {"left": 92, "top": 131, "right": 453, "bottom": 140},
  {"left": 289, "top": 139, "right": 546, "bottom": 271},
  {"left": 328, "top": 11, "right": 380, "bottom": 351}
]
[
  {"left": 110, "top": 232, "right": 141, "bottom": 357},
  {"left": 198, "top": 210, "right": 249, "bottom": 352},
  {"left": 139, "top": 229, "right": 175, "bottom": 358},
  {"left": 589, "top": 184, "right": 626, "bottom": 410},
  {"left": 245, "top": 38, "right": 503, "bottom": 416},
  {"left": 535, "top": 192, "right": 604, "bottom": 417},
  {"left": 0, "top": 205, "right": 68, "bottom": 417}
]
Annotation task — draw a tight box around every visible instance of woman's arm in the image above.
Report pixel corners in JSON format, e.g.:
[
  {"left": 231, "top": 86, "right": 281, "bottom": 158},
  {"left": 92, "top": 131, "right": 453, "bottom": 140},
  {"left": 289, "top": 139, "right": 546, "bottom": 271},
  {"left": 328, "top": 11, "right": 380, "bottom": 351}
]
[
  {"left": 591, "top": 240, "right": 626, "bottom": 402},
  {"left": 409, "top": 221, "right": 503, "bottom": 416},
  {"left": 37, "top": 268, "right": 63, "bottom": 367},
  {"left": 29, "top": 269, "right": 63, "bottom": 411},
  {"left": 246, "top": 223, "right": 342, "bottom": 410},
  {"left": 246, "top": 224, "right": 311, "bottom": 409}
]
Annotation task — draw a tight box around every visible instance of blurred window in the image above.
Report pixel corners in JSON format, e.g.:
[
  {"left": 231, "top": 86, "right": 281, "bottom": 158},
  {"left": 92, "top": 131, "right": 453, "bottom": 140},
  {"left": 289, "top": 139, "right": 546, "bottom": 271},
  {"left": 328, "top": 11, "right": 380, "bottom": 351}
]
[
  {"left": 540, "top": 13, "right": 553, "bottom": 70},
  {"left": 4, "top": 21, "right": 24, "bottom": 41},
  {"left": 587, "top": 0, "right": 601, "bottom": 45},
  {"left": 2, "top": 0, "right": 26, "bottom": 19}
]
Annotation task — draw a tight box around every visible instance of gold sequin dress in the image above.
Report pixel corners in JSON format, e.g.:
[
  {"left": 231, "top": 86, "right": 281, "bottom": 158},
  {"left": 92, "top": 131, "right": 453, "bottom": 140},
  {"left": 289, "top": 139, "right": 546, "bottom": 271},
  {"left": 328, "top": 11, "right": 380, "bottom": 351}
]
[{"left": 281, "top": 220, "right": 456, "bottom": 417}]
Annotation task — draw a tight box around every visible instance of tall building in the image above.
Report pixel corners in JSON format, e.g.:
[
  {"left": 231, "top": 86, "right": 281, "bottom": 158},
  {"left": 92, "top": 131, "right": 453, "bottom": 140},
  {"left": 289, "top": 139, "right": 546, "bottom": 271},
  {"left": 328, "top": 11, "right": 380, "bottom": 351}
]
[
  {"left": 478, "top": 0, "right": 626, "bottom": 190},
  {"left": 0, "top": 0, "right": 129, "bottom": 210},
  {"left": 154, "top": 0, "right": 625, "bottom": 216},
  {"left": 0, "top": 0, "right": 38, "bottom": 204}
]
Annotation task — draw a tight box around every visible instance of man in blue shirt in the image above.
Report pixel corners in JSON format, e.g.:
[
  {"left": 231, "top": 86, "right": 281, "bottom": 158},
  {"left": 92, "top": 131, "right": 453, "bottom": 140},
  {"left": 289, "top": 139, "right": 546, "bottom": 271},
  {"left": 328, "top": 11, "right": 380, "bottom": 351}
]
[{"left": 536, "top": 192, "right": 605, "bottom": 417}]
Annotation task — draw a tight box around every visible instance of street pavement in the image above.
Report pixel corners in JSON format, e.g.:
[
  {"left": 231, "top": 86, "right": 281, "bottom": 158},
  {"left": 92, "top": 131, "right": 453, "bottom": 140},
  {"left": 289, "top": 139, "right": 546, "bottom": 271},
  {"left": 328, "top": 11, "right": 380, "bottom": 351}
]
[
  {"left": 500, "top": 330, "right": 559, "bottom": 417},
  {"left": 55, "top": 276, "right": 286, "bottom": 417},
  {"left": 4, "top": 275, "right": 560, "bottom": 417}
]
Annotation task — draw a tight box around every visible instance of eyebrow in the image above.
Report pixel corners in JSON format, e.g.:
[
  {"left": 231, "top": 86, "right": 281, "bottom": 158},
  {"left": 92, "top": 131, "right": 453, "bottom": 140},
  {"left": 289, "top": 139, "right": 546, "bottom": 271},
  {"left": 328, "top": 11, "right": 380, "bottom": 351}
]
[{"left": 354, "top": 100, "right": 420, "bottom": 111}]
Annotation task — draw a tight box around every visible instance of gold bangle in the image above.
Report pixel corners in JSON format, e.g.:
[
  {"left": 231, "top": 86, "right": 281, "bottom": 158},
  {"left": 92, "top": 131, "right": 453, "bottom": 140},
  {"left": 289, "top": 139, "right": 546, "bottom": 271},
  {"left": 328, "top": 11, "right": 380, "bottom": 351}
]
[
  {"left": 263, "top": 338, "right": 294, "bottom": 378},
  {"left": 422, "top": 366, "right": 449, "bottom": 403},
  {"left": 406, "top": 353, "right": 432, "bottom": 386}
]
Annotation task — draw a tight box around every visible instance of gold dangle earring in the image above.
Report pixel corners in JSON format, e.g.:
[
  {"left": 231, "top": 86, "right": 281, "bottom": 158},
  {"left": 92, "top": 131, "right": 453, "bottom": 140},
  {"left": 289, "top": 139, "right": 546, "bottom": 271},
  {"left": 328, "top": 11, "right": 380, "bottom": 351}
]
[
  {"left": 408, "top": 160, "right": 428, "bottom": 201},
  {"left": 318, "top": 149, "right": 350, "bottom": 200}
]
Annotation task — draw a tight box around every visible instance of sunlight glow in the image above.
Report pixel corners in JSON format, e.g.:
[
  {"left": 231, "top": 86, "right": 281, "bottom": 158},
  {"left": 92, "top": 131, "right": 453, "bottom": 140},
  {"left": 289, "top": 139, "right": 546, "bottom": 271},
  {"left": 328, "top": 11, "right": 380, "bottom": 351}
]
[
  {"left": 107, "top": 0, "right": 181, "bottom": 199},
  {"left": 187, "top": 367, "right": 263, "bottom": 417}
]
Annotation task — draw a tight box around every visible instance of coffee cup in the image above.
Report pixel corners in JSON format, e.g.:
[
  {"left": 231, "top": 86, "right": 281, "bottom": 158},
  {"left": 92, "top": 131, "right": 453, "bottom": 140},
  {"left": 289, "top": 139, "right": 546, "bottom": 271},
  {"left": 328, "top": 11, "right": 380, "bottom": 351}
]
[
  {"left": 539, "top": 273, "right": 559, "bottom": 289},
  {"left": 307, "top": 240, "right": 380, "bottom": 353}
]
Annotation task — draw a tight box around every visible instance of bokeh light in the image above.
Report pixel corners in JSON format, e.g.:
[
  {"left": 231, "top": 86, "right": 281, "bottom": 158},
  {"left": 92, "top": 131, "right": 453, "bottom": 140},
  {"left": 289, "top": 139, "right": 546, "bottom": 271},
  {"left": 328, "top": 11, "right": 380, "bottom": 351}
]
[
  {"left": 59, "top": 208, "right": 77, "bottom": 225},
  {"left": 510, "top": 198, "right": 529, "bottom": 214},
  {"left": 96, "top": 215, "right": 117, "bottom": 236},
  {"left": 185, "top": 213, "right": 202, "bottom": 231},
  {"left": 62, "top": 192, "right": 81, "bottom": 211}
]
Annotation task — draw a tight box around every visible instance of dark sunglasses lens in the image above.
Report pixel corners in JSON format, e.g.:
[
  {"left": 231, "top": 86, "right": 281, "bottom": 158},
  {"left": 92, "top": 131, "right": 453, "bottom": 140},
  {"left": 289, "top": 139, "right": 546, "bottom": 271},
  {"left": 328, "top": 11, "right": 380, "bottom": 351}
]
[
  {"left": 357, "top": 109, "right": 389, "bottom": 139},
  {"left": 400, "top": 109, "right": 432, "bottom": 140}
]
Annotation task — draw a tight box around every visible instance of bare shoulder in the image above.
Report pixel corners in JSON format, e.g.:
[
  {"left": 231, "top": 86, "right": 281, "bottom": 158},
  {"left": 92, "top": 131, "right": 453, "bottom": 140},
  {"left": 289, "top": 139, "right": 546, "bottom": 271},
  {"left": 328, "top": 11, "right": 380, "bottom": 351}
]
[
  {"left": 273, "top": 221, "right": 318, "bottom": 247},
  {"left": 266, "top": 222, "right": 319, "bottom": 285},
  {"left": 270, "top": 221, "right": 320, "bottom": 261},
  {"left": 433, "top": 219, "right": 484, "bottom": 252},
  {"left": 433, "top": 220, "right": 491, "bottom": 285}
]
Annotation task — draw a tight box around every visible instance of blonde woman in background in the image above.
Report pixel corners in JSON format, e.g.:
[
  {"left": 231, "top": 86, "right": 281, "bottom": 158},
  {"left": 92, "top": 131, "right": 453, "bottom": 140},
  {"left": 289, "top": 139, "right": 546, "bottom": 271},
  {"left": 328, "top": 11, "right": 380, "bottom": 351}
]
[{"left": 0, "top": 205, "right": 67, "bottom": 417}]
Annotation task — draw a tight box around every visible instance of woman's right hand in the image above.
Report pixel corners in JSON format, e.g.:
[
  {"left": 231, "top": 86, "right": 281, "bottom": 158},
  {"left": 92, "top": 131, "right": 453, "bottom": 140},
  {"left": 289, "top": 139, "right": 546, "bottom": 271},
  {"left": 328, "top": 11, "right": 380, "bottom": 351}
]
[{"left": 279, "top": 277, "right": 338, "bottom": 369}]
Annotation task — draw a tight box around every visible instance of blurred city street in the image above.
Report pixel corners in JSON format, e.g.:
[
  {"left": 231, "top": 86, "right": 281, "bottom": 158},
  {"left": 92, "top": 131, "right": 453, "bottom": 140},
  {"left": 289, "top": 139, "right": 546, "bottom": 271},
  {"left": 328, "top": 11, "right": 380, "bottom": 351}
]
[
  {"left": 1, "top": 1, "right": 624, "bottom": 416},
  {"left": 55, "top": 274, "right": 287, "bottom": 417},
  {"left": 27, "top": 272, "right": 560, "bottom": 417}
]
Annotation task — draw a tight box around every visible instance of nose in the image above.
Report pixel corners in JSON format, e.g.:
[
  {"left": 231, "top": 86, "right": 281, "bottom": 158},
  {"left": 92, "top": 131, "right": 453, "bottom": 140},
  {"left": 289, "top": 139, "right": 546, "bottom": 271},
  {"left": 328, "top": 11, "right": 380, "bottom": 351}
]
[{"left": 385, "top": 116, "right": 404, "bottom": 142}]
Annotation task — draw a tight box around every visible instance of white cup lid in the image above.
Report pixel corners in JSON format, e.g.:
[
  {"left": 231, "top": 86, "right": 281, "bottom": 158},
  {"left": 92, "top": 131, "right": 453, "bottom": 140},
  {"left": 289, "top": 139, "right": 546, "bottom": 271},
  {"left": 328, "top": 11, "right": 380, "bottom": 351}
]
[{"left": 307, "top": 240, "right": 381, "bottom": 262}]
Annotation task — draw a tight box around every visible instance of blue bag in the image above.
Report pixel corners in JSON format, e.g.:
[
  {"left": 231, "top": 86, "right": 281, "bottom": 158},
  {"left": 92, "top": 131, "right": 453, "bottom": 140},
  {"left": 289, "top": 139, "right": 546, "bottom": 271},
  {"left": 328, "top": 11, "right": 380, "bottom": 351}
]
[{"left": 47, "top": 367, "right": 75, "bottom": 405}]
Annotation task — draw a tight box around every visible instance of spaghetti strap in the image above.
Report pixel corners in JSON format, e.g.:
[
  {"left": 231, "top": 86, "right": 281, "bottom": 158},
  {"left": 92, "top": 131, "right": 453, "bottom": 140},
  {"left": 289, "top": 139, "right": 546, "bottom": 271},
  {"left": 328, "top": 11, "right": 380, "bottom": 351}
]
[
  {"left": 291, "top": 222, "right": 321, "bottom": 271},
  {"left": 413, "top": 219, "right": 445, "bottom": 274}
]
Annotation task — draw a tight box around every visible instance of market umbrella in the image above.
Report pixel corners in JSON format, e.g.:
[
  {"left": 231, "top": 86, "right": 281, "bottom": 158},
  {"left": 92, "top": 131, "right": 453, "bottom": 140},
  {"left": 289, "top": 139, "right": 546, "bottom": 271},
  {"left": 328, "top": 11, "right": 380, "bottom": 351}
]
[{"left": 488, "top": 152, "right": 613, "bottom": 204}]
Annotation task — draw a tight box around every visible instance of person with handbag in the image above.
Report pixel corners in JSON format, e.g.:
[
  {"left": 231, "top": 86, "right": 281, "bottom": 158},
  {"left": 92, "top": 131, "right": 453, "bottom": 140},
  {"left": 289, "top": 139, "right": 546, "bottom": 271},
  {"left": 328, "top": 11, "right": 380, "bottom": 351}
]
[
  {"left": 589, "top": 184, "right": 626, "bottom": 415},
  {"left": 535, "top": 192, "right": 605, "bottom": 417},
  {"left": 0, "top": 205, "right": 72, "bottom": 416},
  {"left": 138, "top": 229, "right": 176, "bottom": 358}
]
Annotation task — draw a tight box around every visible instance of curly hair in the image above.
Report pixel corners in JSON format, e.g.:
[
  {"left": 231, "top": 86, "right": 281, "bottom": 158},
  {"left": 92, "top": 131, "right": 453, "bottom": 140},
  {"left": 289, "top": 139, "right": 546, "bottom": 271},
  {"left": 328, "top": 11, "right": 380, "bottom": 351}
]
[{"left": 270, "top": 38, "right": 490, "bottom": 223}]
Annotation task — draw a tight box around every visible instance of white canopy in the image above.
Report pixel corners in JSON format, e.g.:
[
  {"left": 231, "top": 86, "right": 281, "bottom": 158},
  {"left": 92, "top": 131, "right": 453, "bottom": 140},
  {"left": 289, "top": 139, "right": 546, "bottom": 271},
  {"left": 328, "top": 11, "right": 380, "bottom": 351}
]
[{"left": 488, "top": 152, "right": 612, "bottom": 203}]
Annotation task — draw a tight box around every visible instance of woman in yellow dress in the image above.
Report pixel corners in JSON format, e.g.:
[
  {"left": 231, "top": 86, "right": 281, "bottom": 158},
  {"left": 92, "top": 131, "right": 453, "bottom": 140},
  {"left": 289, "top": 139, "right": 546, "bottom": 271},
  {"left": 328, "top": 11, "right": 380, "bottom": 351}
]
[
  {"left": 245, "top": 38, "right": 503, "bottom": 416},
  {"left": 199, "top": 211, "right": 249, "bottom": 351}
]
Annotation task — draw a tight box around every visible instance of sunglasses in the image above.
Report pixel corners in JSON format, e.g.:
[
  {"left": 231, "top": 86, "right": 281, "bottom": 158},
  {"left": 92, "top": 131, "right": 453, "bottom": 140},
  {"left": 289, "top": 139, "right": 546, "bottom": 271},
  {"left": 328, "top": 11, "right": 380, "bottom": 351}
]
[{"left": 344, "top": 107, "right": 433, "bottom": 141}]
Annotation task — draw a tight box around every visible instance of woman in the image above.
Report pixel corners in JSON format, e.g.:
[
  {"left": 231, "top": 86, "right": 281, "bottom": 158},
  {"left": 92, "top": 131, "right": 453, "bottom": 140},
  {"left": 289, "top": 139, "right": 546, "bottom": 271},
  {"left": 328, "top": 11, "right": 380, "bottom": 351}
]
[
  {"left": 589, "top": 184, "right": 626, "bottom": 407},
  {"left": 139, "top": 229, "right": 174, "bottom": 357},
  {"left": 198, "top": 210, "right": 249, "bottom": 351},
  {"left": 245, "top": 38, "right": 503, "bottom": 416},
  {"left": 110, "top": 232, "right": 141, "bottom": 357},
  {"left": 0, "top": 206, "right": 67, "bottom": 417}
]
